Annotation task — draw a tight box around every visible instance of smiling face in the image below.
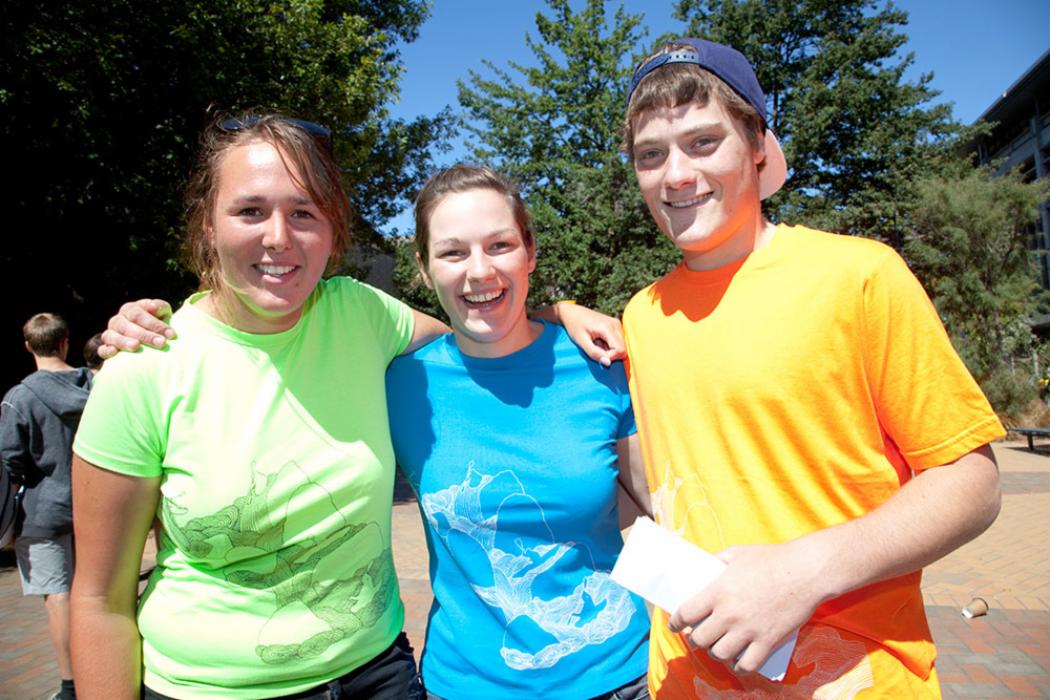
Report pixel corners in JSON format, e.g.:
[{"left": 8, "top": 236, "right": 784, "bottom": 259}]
[
  {"left": 420, "top": 188, "right": 539, "bottom": 358},
  {"left": 632, "top": 98, "right": 767, "bottom": 271},
  {"left": 201, "top": 139, "right": 334, "bottom": 333}
]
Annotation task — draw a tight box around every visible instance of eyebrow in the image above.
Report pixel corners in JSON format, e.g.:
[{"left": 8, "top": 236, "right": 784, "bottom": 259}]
[
  {"left": 228, "top": 194, "right": 315, "bottom": 206},
  {"left": 633, "top": 121, "right": 726, "bottom": 150},
  {"left": 431, "top": 229, "right": 518, "bottom": 247}
]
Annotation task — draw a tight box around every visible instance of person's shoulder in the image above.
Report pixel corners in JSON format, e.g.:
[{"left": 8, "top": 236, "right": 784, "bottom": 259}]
[
  {"left": 624, "top": 272, "right": 673, "bottom": 317},
  {"left": 549, "top": 322, "right": 629, "bottom": 380},
  {"left": 315, "top": 276, "right": 412, "bottom": 326},
  {"left": 97, "top": 306, "right": 201, "bottom": 381},
  {"left": 53, "top": 366, "right": 94, "bottom": 389},
  {"left": 398, "top": 332, "right": 451, "bottom": 360},
  {"left": 94, "top": 344, "right": 172, "bottom": 385},
  {"left": 777, "top": 224, "right": 904, "bottom": 279},
  {"left": 779, "top": 224, "right": 897, "bottom": 259},
  {"left": 549, "top": 322, "right": 589, "bottom": 359},
  {"left": 318, "top": 275, "right": 400, "bottom": 306},
  {"left": 388, "top": 332, "right": 453, "bottom": 370},
  {"left": 1, "top": 377, "right": 33, "bottom": 407},
  {"left": 4, "top": 369, "right": 53, "bottom": 398}
]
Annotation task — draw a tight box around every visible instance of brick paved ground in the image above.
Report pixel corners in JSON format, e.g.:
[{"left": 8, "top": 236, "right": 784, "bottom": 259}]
[
  {"left": 2, "top": 441, "right": 1048, "bottom": 698},
  {"left": 921, "top": 442, "right": 1050, "bottom": 698}
]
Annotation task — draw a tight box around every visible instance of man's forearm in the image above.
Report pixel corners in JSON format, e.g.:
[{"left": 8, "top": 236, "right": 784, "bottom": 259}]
[
  {"left": 802, "top": 444, "right": 1001, "bottom": 603},
  {"left": 669, "top": 444, "right": 1002, "bottom": 674}
]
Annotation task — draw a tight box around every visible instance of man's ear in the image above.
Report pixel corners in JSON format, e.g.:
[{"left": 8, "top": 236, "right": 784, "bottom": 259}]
[
  {"left": 415, "top": 253, "right": 434, "bottom": 290},
  {"left": 752, "top": 130, "right": 768, "bottom": 166},
  {"left": 751, "top": 142, "right": 768, "bottom": 167},
  {"left": 527, "top": 243, "right": 537, "bottom": 274}
]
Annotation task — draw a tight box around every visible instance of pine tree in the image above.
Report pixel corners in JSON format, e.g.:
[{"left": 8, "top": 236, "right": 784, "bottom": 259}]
[
  {"left": 0, "top": 0, "right": 451, "bottom": 388},
  {"left": 454, "top": 0, "right": 679, "bottom": 314}
]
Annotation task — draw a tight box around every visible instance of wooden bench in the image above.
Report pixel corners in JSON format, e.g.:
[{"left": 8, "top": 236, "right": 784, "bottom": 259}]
[{"left": 1006, "top": 427, "right": 1050, "bottom": 451}]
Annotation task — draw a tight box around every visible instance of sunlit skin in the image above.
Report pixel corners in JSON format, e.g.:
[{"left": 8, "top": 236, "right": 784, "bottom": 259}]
[
  {"left": 199, "top": 140, "right": 334, "bottom": 334},
  {"left": 419, "top": 188, "right": 542, "bottom": 358},
  {"left": 632, "top": 99, "right": 774, "bottom": 271}
]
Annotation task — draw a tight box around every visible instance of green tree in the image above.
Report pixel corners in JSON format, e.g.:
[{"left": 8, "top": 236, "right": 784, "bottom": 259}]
[
  {"left": 0, "top": 0, "right": 450, "bottom": 386},
  {"left": 675, "top": 0, "right": 965, "bottom": 241},
  {"left": 902, "top": 163, "right": 1050, "bottom": 416},
  {"left": 396, "top": 0, "right": 678, "bottom": 318}
]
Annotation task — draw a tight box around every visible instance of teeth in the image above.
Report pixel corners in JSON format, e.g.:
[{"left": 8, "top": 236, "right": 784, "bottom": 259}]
[
  {"left": 667, "top": 194, "right": 710, "bottom": 208},
  {"left": 258, "top": 264, "right": 295, "bottom": 275},
  {"left": 464, "top": 290, "right": 503, "bottom": 303}
]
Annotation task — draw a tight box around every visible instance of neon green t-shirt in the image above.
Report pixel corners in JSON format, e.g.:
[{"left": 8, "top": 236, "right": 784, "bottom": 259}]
[{"left": 74, "top": 276, "right": 415, "bottom": 699}]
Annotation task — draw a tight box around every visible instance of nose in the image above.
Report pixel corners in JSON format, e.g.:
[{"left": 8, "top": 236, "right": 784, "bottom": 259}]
[
  {"left": 664, "top": 146, "right": 696, "bottom": 191},
  {"left": 466, "top": 250, "right": 496, "bottom": 281},
  {"left": 262, "top": 213, "right": 291, "bottom": 252}
]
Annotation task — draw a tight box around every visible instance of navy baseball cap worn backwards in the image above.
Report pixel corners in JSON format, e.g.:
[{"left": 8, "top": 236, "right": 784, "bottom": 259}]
[{"left": 627, "top": 37, "right": 788, "bottom": 200}]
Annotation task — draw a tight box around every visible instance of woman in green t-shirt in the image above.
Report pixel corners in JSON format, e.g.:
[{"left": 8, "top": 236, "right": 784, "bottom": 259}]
[{"left": 69, "top": 114, "right": 453, "bottom": 700}]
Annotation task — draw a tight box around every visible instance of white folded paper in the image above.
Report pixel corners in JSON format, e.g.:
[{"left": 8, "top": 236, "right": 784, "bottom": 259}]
[{"left": 611, "top": 516, "right": 797, "bottom": 681}]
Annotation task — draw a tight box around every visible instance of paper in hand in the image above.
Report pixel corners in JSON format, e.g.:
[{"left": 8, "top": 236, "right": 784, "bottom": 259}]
[{"left": 611, "top": 516, "right": 797, "bottom": 681}]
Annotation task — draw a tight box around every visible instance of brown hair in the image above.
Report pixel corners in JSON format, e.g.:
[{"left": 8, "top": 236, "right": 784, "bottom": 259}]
[
  {"left": 23, "top": 313, "right": 68, "bottom": 357},
  {"left": 413, "top": 164, "right": 535, "bottom": 267},
  {"left": 621, "top": 42, "right": 765, "bottom": 158},
  {"left": 182, "top": 112, "right": 353, "bottom": 294},
  {"left": 83, "top": 332, "right": 104, "bottom": 370}
]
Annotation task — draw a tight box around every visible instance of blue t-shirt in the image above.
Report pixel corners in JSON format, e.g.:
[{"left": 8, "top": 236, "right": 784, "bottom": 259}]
[{"left": 386, "top": 322, "right": 649, "bottom": 700}]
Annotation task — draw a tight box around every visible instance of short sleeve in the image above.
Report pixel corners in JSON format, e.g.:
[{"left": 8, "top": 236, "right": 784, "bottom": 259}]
[
  {"left": 861, "top": 248, "right": 1003, "bottom": 470},
  {"left": 73, "top": 351, "right": 167, "bottom": 478}
]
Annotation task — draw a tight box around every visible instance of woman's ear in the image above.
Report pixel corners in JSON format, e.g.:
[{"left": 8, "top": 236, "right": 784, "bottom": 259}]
[
  {"left": 203, "top": 216, "right": 215, "bottom": 247},
  {"left": 415, "top": 252, "right": 434, "bottom": 290}
]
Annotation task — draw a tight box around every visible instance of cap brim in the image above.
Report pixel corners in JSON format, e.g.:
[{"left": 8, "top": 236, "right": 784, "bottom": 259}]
[{"left": 759, "top": 129, "right": 787, "bottom": 201}]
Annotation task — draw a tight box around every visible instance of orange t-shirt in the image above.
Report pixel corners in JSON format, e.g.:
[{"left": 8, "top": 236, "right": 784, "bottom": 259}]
[{"left": 623, "top": 225, "right": 1004, "bottom": 698}]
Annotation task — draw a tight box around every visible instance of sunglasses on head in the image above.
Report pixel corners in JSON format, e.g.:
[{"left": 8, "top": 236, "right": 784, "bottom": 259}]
[{"left": 220, "top": 116, "right": 334, "bottom": 156}]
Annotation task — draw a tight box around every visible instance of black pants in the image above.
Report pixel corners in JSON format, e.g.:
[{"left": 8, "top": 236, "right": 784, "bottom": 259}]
[{"left": 143, "top": 632, "right": 423, "bottom": 700}]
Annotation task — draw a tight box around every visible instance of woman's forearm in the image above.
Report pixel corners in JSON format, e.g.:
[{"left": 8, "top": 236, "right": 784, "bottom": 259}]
[
  {"left": 71, "top": 457, "right": 161, "bottom": 699},
  {"left": 70, "top": 596, "right": 143, "bottom": 700}
]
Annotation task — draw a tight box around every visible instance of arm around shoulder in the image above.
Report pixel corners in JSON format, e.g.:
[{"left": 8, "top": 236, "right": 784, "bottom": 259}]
[{"left": 403, "top": 308, "right": 451, "bottom": 355}]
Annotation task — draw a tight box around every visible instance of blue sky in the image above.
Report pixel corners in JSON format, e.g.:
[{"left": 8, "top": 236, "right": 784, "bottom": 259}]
[{"left": 381, "top": 0, "right": 1049, "bottom": 234}]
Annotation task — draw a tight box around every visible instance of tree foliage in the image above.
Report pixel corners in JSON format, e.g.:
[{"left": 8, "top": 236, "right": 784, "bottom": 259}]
[
  {"left": 0, "top": 0, "right": 450, "bottom": 387},
  {"left": 396, "top": 0, "right": 678, "bottom": 317},
  {"left": 674, "top": 0, "right": 966, "bottom": 241},
  {"left": 902, "top": 164, "right": 1050, "bottom": 415}
]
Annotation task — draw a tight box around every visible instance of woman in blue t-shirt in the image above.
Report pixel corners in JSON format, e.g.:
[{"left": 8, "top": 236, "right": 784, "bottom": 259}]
[{"left": 385, "top": 165, "right": 651, "bottom": 700}]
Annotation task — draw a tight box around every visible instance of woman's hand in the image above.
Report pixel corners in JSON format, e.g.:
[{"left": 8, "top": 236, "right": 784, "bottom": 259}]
[{"left": 98, "top": 299, "right": 175, "bottom": 358}]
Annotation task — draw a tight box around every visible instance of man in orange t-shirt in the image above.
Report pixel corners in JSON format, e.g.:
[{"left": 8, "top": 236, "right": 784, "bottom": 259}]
[{"left": 620, "top": 38, "right": 1003, "bottom": 697}]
